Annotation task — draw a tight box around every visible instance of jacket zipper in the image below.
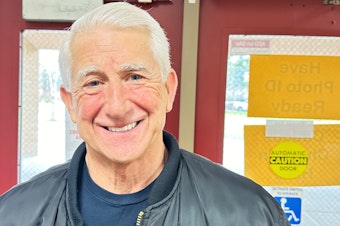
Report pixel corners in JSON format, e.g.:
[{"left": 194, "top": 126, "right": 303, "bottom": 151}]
[{"left": 136, "top": 211, "right": 144, "bottom": 226}]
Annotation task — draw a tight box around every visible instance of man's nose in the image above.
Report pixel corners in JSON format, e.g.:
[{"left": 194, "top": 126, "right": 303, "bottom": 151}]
[{"left": 104, "top": 82, "right": 130, "bottom": 118}]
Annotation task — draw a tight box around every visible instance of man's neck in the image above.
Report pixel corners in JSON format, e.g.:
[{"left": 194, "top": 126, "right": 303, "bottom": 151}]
[{"left": 85, "top": 148, "right": 168, "bottom": 194}]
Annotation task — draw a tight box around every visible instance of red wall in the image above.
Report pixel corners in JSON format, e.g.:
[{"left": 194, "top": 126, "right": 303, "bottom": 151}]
[
  {"left": 0, "top": 0, "right": 182, "bottom": 194},
  {"left": 195, "top": 0, "right": 340, "bottom": 163}
]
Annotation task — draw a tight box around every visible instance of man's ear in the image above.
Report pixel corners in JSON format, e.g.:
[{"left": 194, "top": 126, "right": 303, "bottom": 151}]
[
  {"left": 165, "top": 69, "right": 178, "bottom": 113},
  {"left": 60, "top": 85, "right": 76, "bottom": 123}
]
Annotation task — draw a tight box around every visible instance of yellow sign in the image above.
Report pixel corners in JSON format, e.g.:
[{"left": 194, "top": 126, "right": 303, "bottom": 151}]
[
  {"left": 269, "top": 141, "right": 308, "bottom": 179},
  {"left": 244, "top": 124, "right": 340, "bottom": 186},
  {"left": 248, "top": 55, "right": 340, "bottom": 120}
]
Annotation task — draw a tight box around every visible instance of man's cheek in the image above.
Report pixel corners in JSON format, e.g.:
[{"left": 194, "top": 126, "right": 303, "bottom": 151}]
[{"left": 77, "top": 99, "right": 101, "bottom": 119}]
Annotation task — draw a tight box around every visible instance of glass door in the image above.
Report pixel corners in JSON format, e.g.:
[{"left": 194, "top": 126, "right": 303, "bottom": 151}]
[{"left": 224, "top": 35, "right": 340, "bottom": 225}]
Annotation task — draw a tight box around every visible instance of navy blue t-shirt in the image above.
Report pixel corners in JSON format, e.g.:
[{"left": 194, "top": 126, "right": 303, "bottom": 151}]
[{"left": 78, "top": 163, "right": 154, "bottom": 226}]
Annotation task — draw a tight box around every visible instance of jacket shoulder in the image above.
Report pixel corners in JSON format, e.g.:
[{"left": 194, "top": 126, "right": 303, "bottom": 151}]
[
  {"left": 180, "top": 149, "right": 263, "bottom": 191},
  {"left": 179, "top": 150, "right": 289, "bottom": 225},
  {"left": 1, "top": 162, "right": 69, "bottom": 202},
  {"left": 0, "top": 163, "right": 69, "bottom": 224}
]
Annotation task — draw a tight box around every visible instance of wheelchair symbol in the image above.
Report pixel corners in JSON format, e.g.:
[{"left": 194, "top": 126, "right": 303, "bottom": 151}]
[{"left": 280, "top": 197, "right": 300, "bottom": 223}]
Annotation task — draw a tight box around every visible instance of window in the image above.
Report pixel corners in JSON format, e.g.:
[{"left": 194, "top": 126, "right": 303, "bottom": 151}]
[
  {"left": 224, "top": 35, "right": 340, "bottom": 225},
  {"left": 19, "top": 30, "right": 82, "bottom": 182}
]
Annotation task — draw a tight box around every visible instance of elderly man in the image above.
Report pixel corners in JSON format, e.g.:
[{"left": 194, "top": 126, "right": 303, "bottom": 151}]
[{"left": 0, "top": 2, "right": 290, "bottom": 226}]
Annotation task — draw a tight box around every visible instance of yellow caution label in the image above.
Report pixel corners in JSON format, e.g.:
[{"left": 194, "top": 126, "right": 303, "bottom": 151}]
[
  {"left": 244, "top": 125, "right": 340, "bottom": 186},
  {"left": 269, "top": 141, "right": 308, "bottom": 179}
]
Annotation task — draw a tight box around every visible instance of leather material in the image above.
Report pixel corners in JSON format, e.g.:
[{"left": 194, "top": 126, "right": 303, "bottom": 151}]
[{"left": 0, "top": 132, "right": 290, "bottom": 226}]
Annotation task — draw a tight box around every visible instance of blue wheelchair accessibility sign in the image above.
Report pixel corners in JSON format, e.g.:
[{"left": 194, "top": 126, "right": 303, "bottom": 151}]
[{"left": 275, "top": 197, "right": 301, "bottom": 224}]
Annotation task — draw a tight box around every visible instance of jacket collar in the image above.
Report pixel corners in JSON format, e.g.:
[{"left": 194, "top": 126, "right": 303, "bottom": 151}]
[
  {"left": 148, "top": 131, "right": 180, "bottom": 205},
  {"left": 66, "top": 131, "right": 181, "bottom": 222}
]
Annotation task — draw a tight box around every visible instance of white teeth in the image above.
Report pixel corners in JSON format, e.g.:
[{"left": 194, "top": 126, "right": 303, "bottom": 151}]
[{"left": 108, "top": 122, "right": 137, "bottom": 132}]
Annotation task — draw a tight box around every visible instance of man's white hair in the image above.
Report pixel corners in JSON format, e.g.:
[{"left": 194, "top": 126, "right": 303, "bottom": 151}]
[{"left": 59, "top": 2, "right": 171, "bottom": 91}]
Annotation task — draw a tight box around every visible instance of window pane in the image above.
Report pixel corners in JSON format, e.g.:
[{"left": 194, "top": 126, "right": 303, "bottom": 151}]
[
  {"left": 224, "top": 35, "right": 340, "bottom": 225},
  {"left": 19, "top": 30, "right": 82, "bottom": 182}
]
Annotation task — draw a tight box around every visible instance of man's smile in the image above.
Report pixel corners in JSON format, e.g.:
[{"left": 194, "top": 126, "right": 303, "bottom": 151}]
[{"left": 106, "top": 121, "right": 139, "bottom": 132}]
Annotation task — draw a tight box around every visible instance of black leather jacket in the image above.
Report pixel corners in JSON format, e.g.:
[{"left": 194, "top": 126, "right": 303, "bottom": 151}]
[{"left": 0, "top": 131, "right": 290, "bottom": 226}]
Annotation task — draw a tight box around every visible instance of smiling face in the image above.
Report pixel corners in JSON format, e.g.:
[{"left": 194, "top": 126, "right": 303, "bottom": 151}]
[{"left": 60, "top": 25, "right": 177, "bottom": 165}]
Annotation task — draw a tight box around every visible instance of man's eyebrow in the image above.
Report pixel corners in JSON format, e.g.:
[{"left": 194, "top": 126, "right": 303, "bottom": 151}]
[
  {"left": 77, "top": 64, "right": 150, "bottom": 80},
  {"left": 120, "top": 63, "right": 148, "bottom": 72},
  {"left": 77, "top": 65, "right": 103, "bottom": 80}
]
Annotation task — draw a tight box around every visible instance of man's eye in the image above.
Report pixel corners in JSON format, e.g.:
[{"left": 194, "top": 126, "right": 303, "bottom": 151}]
[
  {"left": 87, "top": 81, "right": 101, "bottom": 86},
  {"left": 130, "top": 74, "right": 143, "bottom": 81},
  {"left": 81, "top": 80, "right": 104, "bottom": 94}
]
